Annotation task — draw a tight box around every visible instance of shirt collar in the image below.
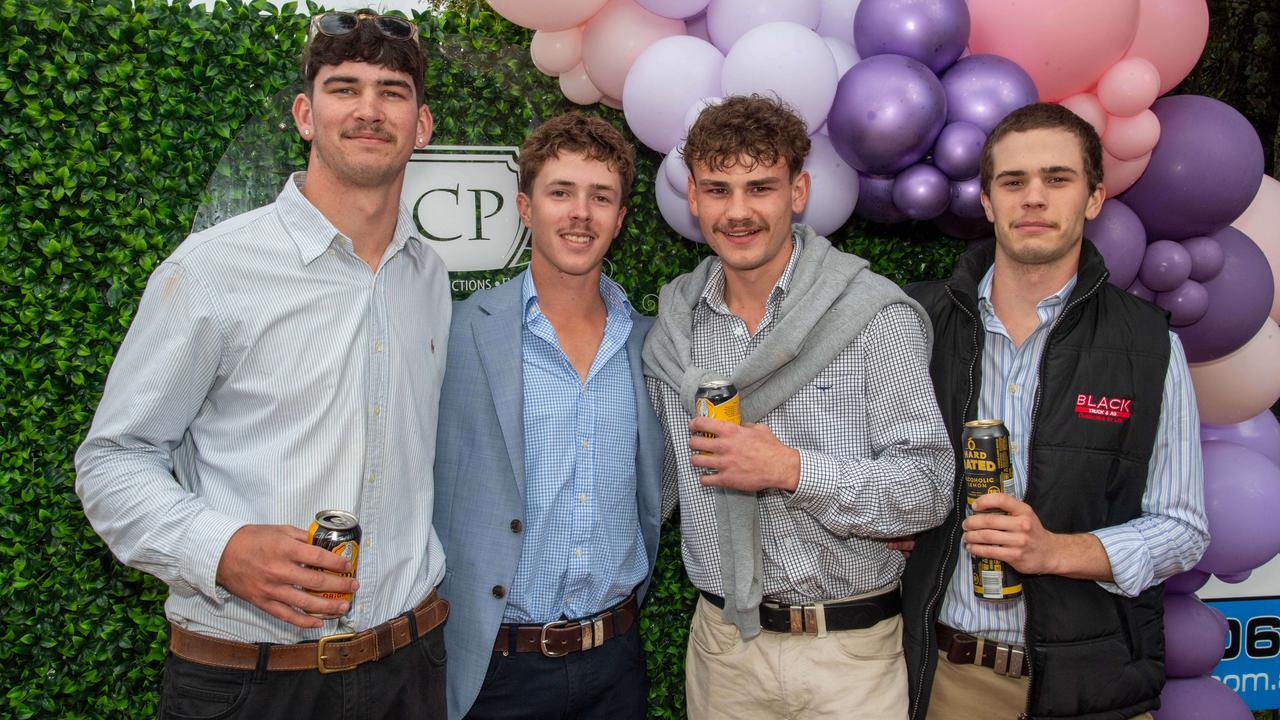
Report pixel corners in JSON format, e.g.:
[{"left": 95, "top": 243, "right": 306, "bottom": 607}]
[
  {"left": 275, "top": 171, "right": 421, "bottom": 265},
  {"left": 976, "top": 264, "right": 1078, "bottom": 316},
  {"left": 521, "top": 269, "right": 633, "bottom": 325},
  {"left": 700, "top": 231, "right": 804, "bottom": 313}
]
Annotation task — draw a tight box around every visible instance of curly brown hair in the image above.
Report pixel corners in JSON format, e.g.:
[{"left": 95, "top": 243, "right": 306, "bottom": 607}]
[
  {"left": 301, "top": 14, "right": 426, "bottom": 106},
  {"left": 981, "top": 102, "right": 1103, "bottom": 193},
  {"left": 518, "top": 114, "right": 636, "bottom": 200},
  {"left": 682, "top": 95, "right": 811, "bottom": 177}
]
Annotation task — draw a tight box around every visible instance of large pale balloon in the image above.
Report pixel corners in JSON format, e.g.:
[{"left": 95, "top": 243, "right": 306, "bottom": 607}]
[
  {"left": 581, "top": 0, "right": 685, "bottom": 100},
  {"left": 623, "top": 36, "right": 724, "bottom": 153},
  {"left": 721, "top": 22, "right": 838, "bottom": 135},
  {"left": 531, "top": 28, "right": 585, "bottom": 76},
  {"left": 816, "top": 0, "right": 863, "bottom": 45},
  {"left": 1189, "top": 319, "right": 1280, "bottom": 425},
  {"left": 488, "top": 0, "right": 609, "bottom": 32},
  {"left": 797, "top": 133, "right": 859, "bottom": 235},
  {"left": 705, "top": 0, "right": 821, "bottom": 53},
  {"left": 1126, "top": 0, "right": 1210, "bottom": 95},
  {"left": 655, "top": 152, "right": 704, "bottom": 242},
  {"left": 967, "top": 0, "right": 1140, "bottom": 102}
]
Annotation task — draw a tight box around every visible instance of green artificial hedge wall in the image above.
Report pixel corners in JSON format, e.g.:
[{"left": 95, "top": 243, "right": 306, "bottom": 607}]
[{"left": 0, "top": 1, "right": 1274, "bottom": 718}]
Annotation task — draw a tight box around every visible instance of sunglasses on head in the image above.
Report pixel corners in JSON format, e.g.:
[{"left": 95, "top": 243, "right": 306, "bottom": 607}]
[{"left": 307, "top": 11, "right": 420, "bottom": 46}]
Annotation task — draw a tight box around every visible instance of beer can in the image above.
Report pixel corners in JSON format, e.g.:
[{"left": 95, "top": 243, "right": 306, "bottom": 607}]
[
  {"left": 962, "top": 420, "right": 1022, "bottom": 602},
  {"left": 694, "top": 378, "right": 740, "bottom": 473},
  {"left": 306, "top": 509, "right": 361, "bottom": 618}
]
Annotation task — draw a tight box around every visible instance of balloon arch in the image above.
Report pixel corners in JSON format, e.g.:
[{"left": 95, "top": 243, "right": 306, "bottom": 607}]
[{"left": 488, "top": 0, "right": 1280, "bottom": 716}]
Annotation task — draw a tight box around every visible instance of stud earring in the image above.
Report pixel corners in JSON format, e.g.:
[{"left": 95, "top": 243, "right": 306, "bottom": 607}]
[
  {"left": 302, "top": 129, "right": 309, "bottom": 136},
  {"left": 417, "top": 136, "right": 424, "bottom": 145}
]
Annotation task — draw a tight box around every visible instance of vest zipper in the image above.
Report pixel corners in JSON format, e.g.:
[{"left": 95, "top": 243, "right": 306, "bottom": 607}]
[
  {"left": 1018, "top": 272, "right": 1109, "bottom": 719},
  {"left": 911, "top": 286, "right": 980, "bottom": 720}
]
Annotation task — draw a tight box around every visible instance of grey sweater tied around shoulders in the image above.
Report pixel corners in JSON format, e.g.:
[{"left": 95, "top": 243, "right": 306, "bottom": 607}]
[{"left": 642, "top": 224, "right": 932, "bottom": 639}]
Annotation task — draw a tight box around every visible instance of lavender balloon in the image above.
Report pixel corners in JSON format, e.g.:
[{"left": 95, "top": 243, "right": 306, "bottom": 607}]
[
  {"left": 856, "top": 173, "right": 907, "bottom": 224},
  {"left": 1156, "top": 280, "right": 1209, "bottom": 327},
  {"left": 892, "top": 163, "right": 950, "bottom": 220},
  {"left": 1196, "top": 441, "right": 1280, "bottom": 576},
  {"left": 828, "top": 54, "right": 947, "bottom": 175},
  {"left": 933, "top": 121, "right": 985, "bottom": 180},
  {"left": 948, "top": 176, "right": 984, "bottom": 219},
  {"left": 1201, "top": 410, "right": 1280, "bottom": 468},
  {"left": 1163, "top": 593, "right": 1229, "bottom": 679},
  {"left": 852, "top": 0, "right": 969, "bottom": 74},
  {"left": 1155, "top": 677, "right": 1253, "bottom": 719},
  {"left": 1139, "top": 240, "right": 1192, "bottom": 292},
  {"left": 939, "top": 54, "right": 1038, "bottom": 134},
  {"left": 1173, "top": 226, "right": 1275, "bottom": 363},
  {"left": 1085, "top": 199, "right": 1146, "bottom": 289},
  {"left": 1181, "top": 236, "right": 1225, "bottom": 282},
  {"left": 1120, "top": 95, "right": 1264, "bottom": 241},
  {"left": 1163, "top": 569, "right": 1210, "bottom": 594}
]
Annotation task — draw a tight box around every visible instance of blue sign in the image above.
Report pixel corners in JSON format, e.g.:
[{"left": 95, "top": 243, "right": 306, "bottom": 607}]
[{"left": 1204, "top": 596, "right": 1280, "bottom": 710}]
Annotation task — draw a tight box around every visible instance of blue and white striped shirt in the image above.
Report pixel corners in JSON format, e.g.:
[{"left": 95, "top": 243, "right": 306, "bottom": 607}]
[
  {"left": 939, "top": 267, "right": 1207, "bottom": 644},
  {"left": 503, "top": 270, "right": 647, "bottom": 623},
  {"left": 75, "top": 173, "right": 450, "bottom": 643}
]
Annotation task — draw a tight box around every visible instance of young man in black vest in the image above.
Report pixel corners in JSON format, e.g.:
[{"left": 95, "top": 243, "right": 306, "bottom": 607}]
[{"left": 902, "top": 103, "right": 1208, "bottom": 720}]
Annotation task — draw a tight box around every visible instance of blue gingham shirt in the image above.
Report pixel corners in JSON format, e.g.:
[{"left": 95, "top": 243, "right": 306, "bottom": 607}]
[
  {"left": 939, "top": 267, "right": 1208, "bottom": 644},
  {"left": 503, "top": 270, "right": 647, "bottom": 623},
  {"left": 75, "top": 173, "right": 450, "bottom": 644}
]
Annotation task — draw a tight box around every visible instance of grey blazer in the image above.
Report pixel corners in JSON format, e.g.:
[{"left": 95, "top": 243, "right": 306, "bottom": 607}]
[{"left": 432, "top": 273, "right": 664, "bottom": 720}]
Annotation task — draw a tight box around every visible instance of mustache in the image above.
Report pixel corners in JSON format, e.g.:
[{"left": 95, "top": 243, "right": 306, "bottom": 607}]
[
  {"left": 341, "top": 125, "right": 394, "bottom": 142},
  {"left": 714, "top": 221, "right": 766, "bottom": 234}
]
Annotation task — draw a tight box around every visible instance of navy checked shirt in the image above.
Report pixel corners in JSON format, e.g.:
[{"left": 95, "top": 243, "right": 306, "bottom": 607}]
[{"left": 502, "top": 270, "right": 648, "bottom": 623}]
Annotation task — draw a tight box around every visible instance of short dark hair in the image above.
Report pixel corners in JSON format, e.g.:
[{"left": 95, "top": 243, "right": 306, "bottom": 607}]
[
  {"left": 980, "top": 102, "right": 1103, "bottom": 193},
  {"left": 682, "top": 95, "right": 811, "bottom": 177},
  {"left": 518, "top": 114, "right": 636, "bottom": 200},
  {"left": 300, "top": 16, "right": 426, "bottom": 105}
]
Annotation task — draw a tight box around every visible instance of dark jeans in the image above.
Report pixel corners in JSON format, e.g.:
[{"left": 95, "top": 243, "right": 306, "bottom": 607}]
[
  {"left": 157, "top": 623, "right": 446, "bottom": 720},
  {"left": 465, "top": 620, "right": 648, "bottom": 720}
]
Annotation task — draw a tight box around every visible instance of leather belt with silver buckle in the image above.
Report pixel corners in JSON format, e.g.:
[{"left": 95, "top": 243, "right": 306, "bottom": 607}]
[
  {"left": 493, "top": 594, "right": 637, "bottom": 657},
  {"left": 699, "top": 588, "right": 901, "bottom": 636},
  {"left": 168, "top": 590, "right": 449, "bottom": 674},
  {"left": 936, "top": 622, "right": 1029, "bottom": 678}
]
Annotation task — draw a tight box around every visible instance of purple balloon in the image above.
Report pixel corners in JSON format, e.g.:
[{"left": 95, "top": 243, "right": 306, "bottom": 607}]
[
  {"left": 1201, "top": 410, "right": 1280, "bottom": 468},
  {"left": 948, "top": 176, "right": 984, "bottom": 219},
  {"left": 1139, "top": 240, "right": 1193, "bottom": 292},
  {"left": 1156, "top": 280, "right": 1209, "bottom": 327},
  {"left": 1126, "top": 278, "right": 1156, "bottom": 302},
  {"left": 1172, "top": 226, "right": 1275, "bottom": 363},
  {"left": 1085, "top": 199, "right": 1146, "bottom": 289},
  {"left": 892, "top": 163, "right": 951, "bottom": 220},
  {"left": 1163, "top": 569, "right": 1210, "bottom": 594},
  {"left": 934, "top": 210, "right": 993, "bottom": 240},
  {"left": 1163, "top": 593, "right": 1228, "bottom": 679},
  {"left": 933, "top": 121, "right": 986, "bottom": 180},
  {"left": 828, "top": 54, "right": 947, "bottom": 175},
  {"left": 939, "top": 54, "right": 1038, "bottom": 134},
  {"left": 1216, "top": 570, "right": 1252, "bottom": 584},
  {"left": 1196, "top": 441, "right": 1280, "bottom": 576},
  {"left": 853, "top": 0, "right": 969, "bottom": 74},
  {"left": 1182, "top": 236, "right": 1225, "bottom": 282},
  {"left": 856, "top": 173, "right": 907, "bottom": 224},
  {"left": 1120, "top": 95, "right": 1265, "bottom": 241},
  {"left": 1155, "top": 677, "right": 1252, "bottom": 720}
]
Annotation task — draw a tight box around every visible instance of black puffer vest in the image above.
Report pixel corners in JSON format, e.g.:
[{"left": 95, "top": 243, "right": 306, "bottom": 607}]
[{"left": 903, "top": 239, "right": 1172, "bottom": 719}]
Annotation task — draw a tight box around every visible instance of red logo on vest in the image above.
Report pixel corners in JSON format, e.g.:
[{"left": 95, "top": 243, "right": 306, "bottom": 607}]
[{"left": 1075, "top": 394, "right": 1132, "bottom": 423}]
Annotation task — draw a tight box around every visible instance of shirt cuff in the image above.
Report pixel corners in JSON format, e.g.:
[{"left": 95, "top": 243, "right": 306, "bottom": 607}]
[
  {"left": 1091, "top": 525, "right": 1154, "bottom": 598},
  {"left": 784, "top": 448, "right": 840, "bottom": 516},
  {"left": 182, "top": 509, "right": 249, "bottom": 603}
]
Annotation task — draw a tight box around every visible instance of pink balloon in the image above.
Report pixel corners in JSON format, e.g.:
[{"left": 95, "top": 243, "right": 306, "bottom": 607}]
[
  {"left": 1230, "top": 175, "right": 1280, "bottom": 323},
  {"left": 967, "top": 0, "right": 1139, "bottom": 102},
  {"left": 1189, "top": 319, "right": 1280, "bottom": 424},
  {"left": 488, "top": 0, "right": 609, "bottom": 32},
  {"left": 1102, "top": 110, "right": 1160, "bottom": 161},
  {"left": 1126, "top": 0, "right": 1210, "bottom": 95},
  {"left": 581, "top": 0, "right": 685, "bottom": 100},
  {"left": 705, "top": 0, "right": 821, "bottom": 53},
  {"left": 1096, "top": 57, "right": 1161, "bottom": 118},
  {"left": 1058, "top": 93, "right": 1108, "bottom": 137},
  {"left": 531, "top": 27, "right": 585, "bottom": 76},
  {"left": 559, "top": 62, "right": 603, "bottom": 105},
  {"left": 1102, "top": 150, "right": 1151, "bottom": 196}
]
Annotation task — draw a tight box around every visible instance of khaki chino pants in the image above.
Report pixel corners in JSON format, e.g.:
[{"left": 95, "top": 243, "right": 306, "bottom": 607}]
[{"left": 686, "top": 594, "right": 909, "bottom": 720}]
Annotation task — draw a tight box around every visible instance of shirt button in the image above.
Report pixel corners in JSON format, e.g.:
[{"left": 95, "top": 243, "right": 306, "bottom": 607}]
[
  {"left": 1008, "top": 383, "right": 1019, "bottom": 394},
  {"left": 327, "top": 248, "right": 336, "bottom": 257},
  {"left": 510, "top": 519, "right": 522, "bottom": 533},
  {"left": 491, "top": 585, "right": 506, "bottom": 599},
  {"left": 375, "top": 341, "right": 384, "bottom": 353},
  {"left": 372, "top": 406, "right": 381, "bottom": 416},
  {"left": 574, "top": 548, "right": 582, "bottom": 557},
  {"left": 1010, "top": 442, "right": 1019, "bottom": 453},
  {"left": 368, "top": 473, "right": 376, "bottom": 484},
  {"left": 580, "top": 439, "right": 589, "bottom": 449},
  {"left": 579, "top": 494, "right": 587, "bottom": 503}
]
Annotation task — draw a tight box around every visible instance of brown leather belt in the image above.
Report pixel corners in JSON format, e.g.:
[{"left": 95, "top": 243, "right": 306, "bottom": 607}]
[
  {"left": 936, "top": 622, "right": 1030, "bottom": 678},
  {"left": 169, "top": 591, "right": 449, "bottom": 674},
  {"left": 493, "top": 594, "right": 637, "bottom": 657}
]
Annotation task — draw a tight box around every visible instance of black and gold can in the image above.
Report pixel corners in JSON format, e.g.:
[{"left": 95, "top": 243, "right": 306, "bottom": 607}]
[
  {"left": 306, "top": 509, "right": 361, "bottom": 618},
  {"left": 694, "top": 378, "right": 740, "bottom": 472},
  {"left": 962, "top": 420, "right": 1022, "bottom": 601}
]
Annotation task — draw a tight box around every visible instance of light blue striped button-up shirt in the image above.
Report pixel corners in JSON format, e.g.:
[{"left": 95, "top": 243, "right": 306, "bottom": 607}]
[
  {"left": 502, "top": 270, "right": 647, "bottom": 623},
  {"left": 939, "top": 267, "right": 1208, "bottom": 644},
  {"left": 75, "top": 173, "right": 450, "bottom": 644}
]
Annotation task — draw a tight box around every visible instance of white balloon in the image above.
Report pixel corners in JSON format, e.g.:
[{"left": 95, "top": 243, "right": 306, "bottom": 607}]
[
  {"left": 822, "top": 36, "right": 860, "bottom": 78},
  {"left": 816, "top": 0, "right": 863, "bottom": 45},
  {"left": 705, "top": 0, "right": 821, "bottom": 52},
  {"left": 682, "top": 96, "right": 724, "bottom": 137},
  {"left": 721, "top": 22, "right": 838, "bottom": 134},
  {"left": 623, "top": 36, "right": 724, "bottom": 153},
  {"left": 797, "top": 133, "right": 859, "bottom": 235}
]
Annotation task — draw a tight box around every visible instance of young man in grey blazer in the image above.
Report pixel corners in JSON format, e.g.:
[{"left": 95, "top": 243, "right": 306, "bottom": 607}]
[{"left": 433, "top": 113, "right": 664, "bottom": 720}]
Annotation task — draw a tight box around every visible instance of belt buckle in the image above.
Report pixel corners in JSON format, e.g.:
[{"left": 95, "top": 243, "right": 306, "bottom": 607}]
[
  {"left": 316, "top": 632, "right": 357, "bottom": 674},
  {"left": 540, "top": 620, "right": 570, "bottom": 657},
  {"left": 578, "top": 616, "right": 606, "bottom": 651}
]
